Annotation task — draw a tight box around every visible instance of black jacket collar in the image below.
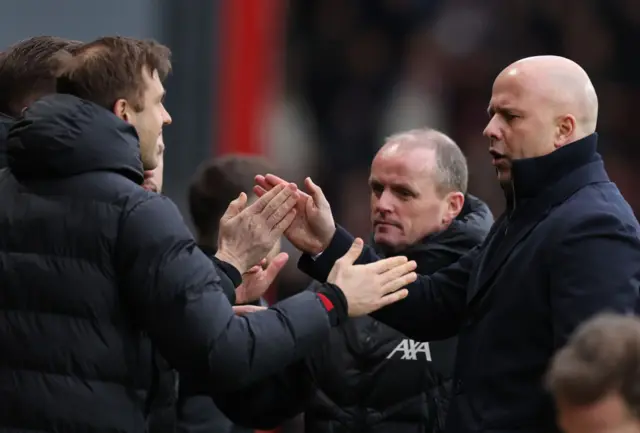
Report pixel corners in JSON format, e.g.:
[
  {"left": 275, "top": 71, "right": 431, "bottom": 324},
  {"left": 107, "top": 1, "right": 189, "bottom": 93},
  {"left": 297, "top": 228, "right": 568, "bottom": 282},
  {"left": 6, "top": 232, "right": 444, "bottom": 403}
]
[
  {"left": 7, "top": 94, "right": 143, "bottom": 183},
  {"left": 506, "top": 133, "right": 599, "bottom": 209}
]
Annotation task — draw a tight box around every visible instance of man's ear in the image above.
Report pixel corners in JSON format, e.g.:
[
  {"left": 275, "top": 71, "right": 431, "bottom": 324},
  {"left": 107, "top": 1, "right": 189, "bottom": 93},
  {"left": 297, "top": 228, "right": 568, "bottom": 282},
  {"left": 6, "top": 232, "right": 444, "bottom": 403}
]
[
  {"left": 112, "top": 99, "right": 129, "bottom": 122},
  {"left": 555, "top": 114, "right": 577, "bottom": 148},
  {"left": 442, "top": 191, "right": 465, "bottom": 226}
]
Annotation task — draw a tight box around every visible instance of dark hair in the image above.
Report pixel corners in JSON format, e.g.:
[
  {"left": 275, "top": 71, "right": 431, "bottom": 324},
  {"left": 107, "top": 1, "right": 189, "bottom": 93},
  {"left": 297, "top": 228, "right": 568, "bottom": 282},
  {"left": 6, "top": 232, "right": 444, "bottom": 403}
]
[
  {"left": 545, "top": 313, "right": 640, "bottom": 413},
  {"left": 188, "top": 154, "right": 276, "bottom": 245},
  {"left": 0, "top": 36, "right": 81, "bottom": 117},
  {"left": 54, "top": 36, "right": 171, "bottom": 112}
]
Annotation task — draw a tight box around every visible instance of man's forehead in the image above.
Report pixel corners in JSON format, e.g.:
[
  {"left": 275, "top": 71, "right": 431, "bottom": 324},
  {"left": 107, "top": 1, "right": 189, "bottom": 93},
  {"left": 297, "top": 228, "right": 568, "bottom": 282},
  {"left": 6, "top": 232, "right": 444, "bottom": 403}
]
[
  {"left": 371, "top": 147, "right": 436, "bottom": 183},
  {"left": 143, "top": 68, "right": 165, "bottom": 91}
]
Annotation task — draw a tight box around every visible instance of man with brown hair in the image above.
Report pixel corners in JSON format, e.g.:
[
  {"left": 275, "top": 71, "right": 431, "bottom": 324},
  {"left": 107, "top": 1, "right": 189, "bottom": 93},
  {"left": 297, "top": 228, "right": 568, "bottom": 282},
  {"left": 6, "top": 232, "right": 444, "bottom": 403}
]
[
  {"left": 546, "top": 313, "right": 640, "bottom": 433},
  {"left": 0, "top": 36, "right": 416, "bottom": 432},
  {"left": 52, "top": 36, "right": 172, "bottom": 171},
  {"left": 0, "top": 36, "right": 81, "bottom": 167}
]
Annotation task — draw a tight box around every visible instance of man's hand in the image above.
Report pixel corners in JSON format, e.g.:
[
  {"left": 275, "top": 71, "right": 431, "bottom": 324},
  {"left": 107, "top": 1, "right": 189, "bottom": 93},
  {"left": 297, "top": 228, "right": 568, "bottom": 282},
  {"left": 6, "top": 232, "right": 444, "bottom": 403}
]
[
  {"left": 232, "top": 305, "right": 267, "bottom": 315},
  {"left": 235, "top": 252, "right": 289, "bottom": 304},
  {"left": 254, "top": 174, "right": 335, "bottom": 255},
  {"left": 329, "top": 238, "right": 417, "bottom": 316},
  {"left": 215, "top": 183, "right": 298, "bottom": 274}
]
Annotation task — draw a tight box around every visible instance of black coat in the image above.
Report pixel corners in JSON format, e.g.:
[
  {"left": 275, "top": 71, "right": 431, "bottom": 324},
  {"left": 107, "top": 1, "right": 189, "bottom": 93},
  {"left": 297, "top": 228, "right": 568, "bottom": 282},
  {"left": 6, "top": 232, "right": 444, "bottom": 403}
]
[
  {"left": 0, "top": 112, "right": 12, "bottom": 168},
  {"left": 0, "top": 94, "right": 337, "bottom": 432},
  {"left": 300, "top": 134, "right": 640, "bottom": 433},
  {"left": 304, "top": 196, "right": 493, "bottom": 433}
]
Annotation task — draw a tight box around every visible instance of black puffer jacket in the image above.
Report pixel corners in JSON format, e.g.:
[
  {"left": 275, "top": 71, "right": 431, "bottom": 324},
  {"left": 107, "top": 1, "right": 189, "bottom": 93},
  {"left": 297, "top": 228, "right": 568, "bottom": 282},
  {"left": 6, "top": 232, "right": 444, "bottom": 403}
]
[
  {"left": 0, "top": 112, "right": 12, "bottom": 168},
  {"left": 0, "top": 94, "right": 340, "bottom": 432},
  {"left": 304, "top": 196, "right": 493, "bottom": 433}
]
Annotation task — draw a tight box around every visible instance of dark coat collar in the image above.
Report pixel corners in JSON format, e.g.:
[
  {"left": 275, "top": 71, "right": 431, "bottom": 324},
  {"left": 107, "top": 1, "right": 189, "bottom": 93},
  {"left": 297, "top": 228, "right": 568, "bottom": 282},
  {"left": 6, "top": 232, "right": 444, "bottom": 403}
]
[{"left": 506, "top": 133, "right": 599, "bottom": 209}]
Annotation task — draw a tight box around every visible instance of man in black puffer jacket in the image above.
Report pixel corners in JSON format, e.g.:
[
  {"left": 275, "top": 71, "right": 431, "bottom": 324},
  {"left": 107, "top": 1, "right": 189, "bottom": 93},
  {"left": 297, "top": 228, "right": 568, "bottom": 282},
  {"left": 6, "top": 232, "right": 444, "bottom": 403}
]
[
  {"left": 302, "top": 130, "right": 493, "bottom": 433},
  {"left": 0, "top": 36, "right": 417, "bottom": 432}
]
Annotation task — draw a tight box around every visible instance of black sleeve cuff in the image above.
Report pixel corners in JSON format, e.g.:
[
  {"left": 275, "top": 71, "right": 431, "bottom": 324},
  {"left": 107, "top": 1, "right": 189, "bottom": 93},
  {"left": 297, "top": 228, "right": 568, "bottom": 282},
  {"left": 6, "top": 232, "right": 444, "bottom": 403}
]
[
  {"left": 211, "top": 257, "right": 243, "bottom": 288},
  {"left": 298, "top": 225, "right": 355, "bottom": 282},
  {"left": 315, "top": 283, "right": 348, "bottom": 326}
]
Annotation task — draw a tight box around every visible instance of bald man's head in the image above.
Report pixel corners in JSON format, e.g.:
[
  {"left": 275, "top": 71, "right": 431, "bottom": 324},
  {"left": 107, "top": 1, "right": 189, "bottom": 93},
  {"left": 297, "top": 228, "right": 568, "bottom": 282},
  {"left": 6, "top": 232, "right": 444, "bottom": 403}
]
[{"left": 484, "top": 55, "right": 598, "bottom": 184}]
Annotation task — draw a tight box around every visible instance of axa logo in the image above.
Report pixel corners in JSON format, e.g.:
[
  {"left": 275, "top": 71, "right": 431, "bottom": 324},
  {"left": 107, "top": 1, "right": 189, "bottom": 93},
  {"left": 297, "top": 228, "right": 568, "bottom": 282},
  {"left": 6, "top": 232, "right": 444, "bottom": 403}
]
[{"left": 386, "top": 339, "right": 432, "bottom": 361}]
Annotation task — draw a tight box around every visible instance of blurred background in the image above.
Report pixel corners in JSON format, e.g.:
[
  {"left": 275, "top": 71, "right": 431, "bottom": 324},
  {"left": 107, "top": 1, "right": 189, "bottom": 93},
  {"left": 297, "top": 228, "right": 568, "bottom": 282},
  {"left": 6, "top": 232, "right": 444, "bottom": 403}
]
[{"left": 1, "top": 1, "right": 637, "bottom": 430}]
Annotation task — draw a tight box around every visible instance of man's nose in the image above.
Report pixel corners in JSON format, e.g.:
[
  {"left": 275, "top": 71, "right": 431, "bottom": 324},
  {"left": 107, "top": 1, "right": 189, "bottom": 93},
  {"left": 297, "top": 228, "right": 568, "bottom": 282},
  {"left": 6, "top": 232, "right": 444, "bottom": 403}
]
[
  {"left": 162, "top": 105, "right": 172, "bottom": 125},
  {"left": 375, "top": 190, "right": 394, "bottom": 213},
  {"left": 483, "top": 116, "right": 500, "bottom": 140}
]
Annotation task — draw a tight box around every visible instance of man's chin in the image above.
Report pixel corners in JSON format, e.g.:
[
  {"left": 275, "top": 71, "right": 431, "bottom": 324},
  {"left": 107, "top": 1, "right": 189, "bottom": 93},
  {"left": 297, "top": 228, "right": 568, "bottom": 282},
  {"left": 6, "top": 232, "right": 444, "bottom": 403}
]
[{"left": 373, "top": 237, "right": 402, "bottom": 256}]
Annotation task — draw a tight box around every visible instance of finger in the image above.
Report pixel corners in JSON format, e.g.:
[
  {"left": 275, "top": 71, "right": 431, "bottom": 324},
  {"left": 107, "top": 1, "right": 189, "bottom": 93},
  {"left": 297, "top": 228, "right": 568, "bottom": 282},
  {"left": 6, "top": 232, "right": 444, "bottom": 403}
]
[
  {"left": 375, "top": 289, "right": 409, "bottom": 309},
  {"left": 304, "top": 177, "right": 328, "bottom": 207},
  {"left": 264, "top": 173, "right": 290, "bottom": 188},
  {"left": 244, "top": 265, "right": 262, "bottom": 275},
  {"left": 265, "top": 192, "right": 298, "bottom": 228},
  {"left": 245, "top": 183, "right": 286, "bottom": 215},
  {"left": 335, "top": 238, "right": 364, "bottom": 266},
  {"left": 254, "top": 175, "right": 275, "bottom": 193},
  {"left": 220, "top": 192, "right": 248, "bottom": 224},
  {"left": 364, "top": 255, "right": 409, "bottom": 274},
  {"left": 264, "top": 252, "right": 289, "bottom": 281},
  {"left": 233, "top": 305, "right": 267, "bottom": 315},
  {"left": 271, "top": 209, "right": 296, "bottom": 236},
  {"left": 253, "top": 185, "right": 268, "bottom": 198},
  {"left": 381, "top": 272, "right": 417, "bottom": 295},
  {"left": 379, "top": 260, "right": 417, "bottom": 285}
]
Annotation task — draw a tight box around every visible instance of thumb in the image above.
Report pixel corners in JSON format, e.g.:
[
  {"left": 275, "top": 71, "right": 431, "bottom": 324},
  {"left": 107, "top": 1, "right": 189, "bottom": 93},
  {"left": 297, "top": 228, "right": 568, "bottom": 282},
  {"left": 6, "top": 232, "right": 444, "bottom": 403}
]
[
  {"left": 265, "top": 252, "right": 289, "bottom": 280},
  {"left": 337, "top": 238, "right": 364, "bottom": 266},
  {"left": 304, "top": 177, "right": 328, "bottom": 208},
  {"left": 220, "top": 192, "right": 248, "bottom": 224}
]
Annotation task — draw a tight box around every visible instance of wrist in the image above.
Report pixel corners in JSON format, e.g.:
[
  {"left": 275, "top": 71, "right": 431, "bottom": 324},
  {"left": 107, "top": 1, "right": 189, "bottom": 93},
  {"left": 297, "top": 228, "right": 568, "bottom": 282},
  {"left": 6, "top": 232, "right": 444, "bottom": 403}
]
[
  {"left": 214, "top": 250, "right": 247, "bottom": 275},
  {"left": 317, "top": 283, "right": 349, "bottom": 326},
  {"left": 315, "top": 226, "right": 336, "bottom": 255}
]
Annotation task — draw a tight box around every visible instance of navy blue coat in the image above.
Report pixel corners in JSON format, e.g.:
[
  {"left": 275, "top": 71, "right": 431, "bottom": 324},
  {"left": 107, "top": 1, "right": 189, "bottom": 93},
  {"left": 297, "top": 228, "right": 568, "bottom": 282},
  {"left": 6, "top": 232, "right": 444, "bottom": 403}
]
[{"left": 300, "top": 134, "right": 640, "bottom": 433}]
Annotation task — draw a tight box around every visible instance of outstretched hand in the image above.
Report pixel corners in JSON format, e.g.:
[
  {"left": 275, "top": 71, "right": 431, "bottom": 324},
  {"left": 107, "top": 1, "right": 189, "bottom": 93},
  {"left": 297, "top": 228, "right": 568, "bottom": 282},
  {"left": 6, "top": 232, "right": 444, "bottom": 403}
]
[
  {"left": 235, "top": 252, "right": 289, "bottom": 304},
  {"left": 215, "top": 183, "right": 298, "bottom": 273},
  {"left": 254, "top": 174, "right": 335, "bottom": 255},
  {"left": 328, "top": 238, "right": 416, "bottom": 316}
]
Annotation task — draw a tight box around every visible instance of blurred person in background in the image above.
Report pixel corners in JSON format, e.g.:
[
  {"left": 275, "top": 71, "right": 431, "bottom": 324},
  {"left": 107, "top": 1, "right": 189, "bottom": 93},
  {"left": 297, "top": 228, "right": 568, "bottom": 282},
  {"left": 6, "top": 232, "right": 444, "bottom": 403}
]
[
  {"left": 546, "top": 313, "right": 640, "bottom": 433},
  {"left": 0, "top": 35, "right": 417, "bottom": 432},
  {"left": 141, "top": 146, "right": 286, "bottom": 433},
  {"left": 0, "top": 36, "right": 81, "bottom": 168},
  {"left": 176, "top": 154, "right": 290, "bottom": 433},
  {"left": 301, "top": 128, "right": 493, "bottom": 433},
  {"left": 256, "top": 55, "right": 640, "bottom": 433}
]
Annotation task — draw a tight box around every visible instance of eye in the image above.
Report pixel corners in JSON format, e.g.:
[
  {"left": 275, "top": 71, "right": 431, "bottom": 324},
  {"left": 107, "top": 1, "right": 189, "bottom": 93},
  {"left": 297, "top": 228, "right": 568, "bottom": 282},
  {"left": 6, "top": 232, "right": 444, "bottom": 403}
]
[
  {"left": 370, "top": 182, "right": 383, "bottom": 196},
  {"left": 503, "top": 112, "right": 519, "bottom": 122},
  {"left": 394, "top": 188, "right": 414, "bottom": 200}
]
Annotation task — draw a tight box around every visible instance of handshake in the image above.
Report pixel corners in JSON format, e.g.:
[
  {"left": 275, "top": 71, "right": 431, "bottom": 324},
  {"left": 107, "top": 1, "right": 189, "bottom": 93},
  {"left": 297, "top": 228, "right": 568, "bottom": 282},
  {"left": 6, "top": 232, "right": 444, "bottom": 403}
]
[{"left": 215, "top": 174, "right": 417, "bottom": 317}]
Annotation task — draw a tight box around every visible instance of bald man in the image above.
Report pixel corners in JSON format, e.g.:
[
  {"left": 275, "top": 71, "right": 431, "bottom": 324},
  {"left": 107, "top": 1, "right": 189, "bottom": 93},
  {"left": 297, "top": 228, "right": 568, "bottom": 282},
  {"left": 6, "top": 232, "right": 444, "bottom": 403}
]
[{"left": 254, "top": 56, "right": 640, "bottom": 433}]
